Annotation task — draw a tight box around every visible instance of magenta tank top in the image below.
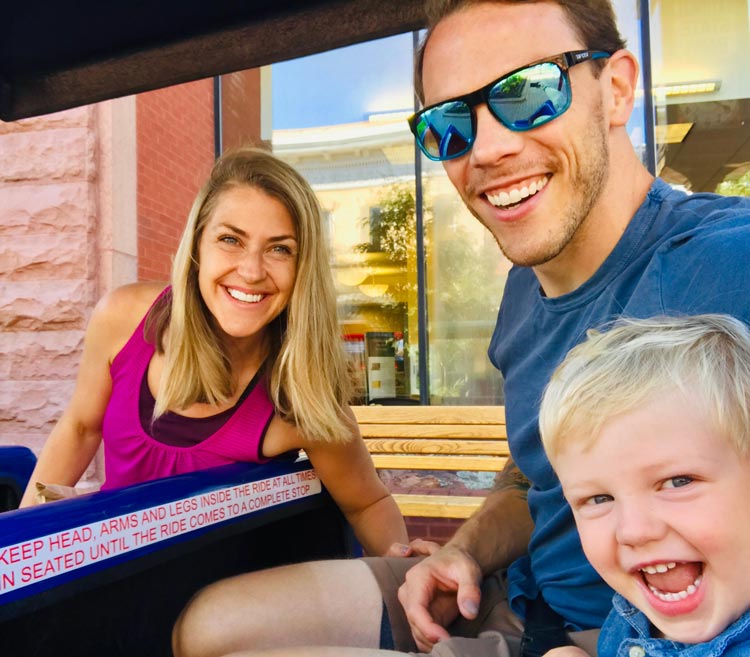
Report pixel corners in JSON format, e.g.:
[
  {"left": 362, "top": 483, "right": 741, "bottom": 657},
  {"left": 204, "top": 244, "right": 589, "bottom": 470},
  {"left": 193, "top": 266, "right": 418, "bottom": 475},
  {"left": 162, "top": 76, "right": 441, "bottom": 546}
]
[{"left": 100, "top": 290, "right": 275, "bottom": 490}]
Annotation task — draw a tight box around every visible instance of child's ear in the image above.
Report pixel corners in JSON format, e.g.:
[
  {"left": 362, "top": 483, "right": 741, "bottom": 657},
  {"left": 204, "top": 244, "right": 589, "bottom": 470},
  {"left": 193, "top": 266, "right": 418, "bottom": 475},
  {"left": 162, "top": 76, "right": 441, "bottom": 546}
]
[{"left": 604, "top": 49, "right": 639, "bottom": 128}]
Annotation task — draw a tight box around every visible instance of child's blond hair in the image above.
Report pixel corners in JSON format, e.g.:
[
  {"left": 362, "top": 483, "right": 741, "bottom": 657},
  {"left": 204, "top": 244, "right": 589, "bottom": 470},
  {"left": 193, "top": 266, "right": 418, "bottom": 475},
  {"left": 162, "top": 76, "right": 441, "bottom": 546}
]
[{"left": 540, "top": 314, "right": 750, "bottom": 461}]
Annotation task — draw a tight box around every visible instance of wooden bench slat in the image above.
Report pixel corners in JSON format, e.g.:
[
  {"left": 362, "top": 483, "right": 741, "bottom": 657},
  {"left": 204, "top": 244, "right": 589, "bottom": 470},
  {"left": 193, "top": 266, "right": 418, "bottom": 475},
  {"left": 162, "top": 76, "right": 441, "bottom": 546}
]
[
  {"left": 354, "top": 405, "right": 507, "bottom": 519},
  {"left": 353, "top": 406, "right": 505, "bottom": 425},
  {"left": 359, "top": 423, "right": 506, "bottom": 440},
  {"left": 392, "top": 494, "right": 484, "bottom": 519},
  {"left": 364, "top": 438, "right": 509, "bottom": 456},
  {"left": 371, "top": 454, "right": 507, "bottom": 471}
]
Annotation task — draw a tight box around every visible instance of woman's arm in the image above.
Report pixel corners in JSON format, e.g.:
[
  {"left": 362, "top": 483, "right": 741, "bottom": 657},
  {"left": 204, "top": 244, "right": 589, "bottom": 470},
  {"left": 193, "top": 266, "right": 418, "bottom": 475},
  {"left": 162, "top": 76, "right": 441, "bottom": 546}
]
[
  {"left": 19, "top": 283, "right": 162, "bottom": 507},
  {"left": 268, "top": 407, "right": 408, "bottom": 556}
]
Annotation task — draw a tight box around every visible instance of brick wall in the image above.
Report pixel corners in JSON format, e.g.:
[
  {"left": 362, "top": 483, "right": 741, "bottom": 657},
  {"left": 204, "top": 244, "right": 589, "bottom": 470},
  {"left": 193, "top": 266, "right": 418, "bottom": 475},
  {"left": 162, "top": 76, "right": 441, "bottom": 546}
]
[
  {"left": 221, "top": 69, "right": 266, "bottom": 151},
  {"left": 405, "top": 517, "right": 463, "bottom": 544},
  {"left": 136, "top": 80, "right": 216, "bottom": 282}
]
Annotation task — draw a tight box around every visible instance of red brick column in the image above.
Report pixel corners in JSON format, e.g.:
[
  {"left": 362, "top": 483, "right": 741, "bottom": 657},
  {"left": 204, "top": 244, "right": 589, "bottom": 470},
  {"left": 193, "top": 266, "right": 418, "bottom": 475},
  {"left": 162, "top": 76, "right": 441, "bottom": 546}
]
[{"left": 136, "top": 80, "right": 215, "bottom": 282}]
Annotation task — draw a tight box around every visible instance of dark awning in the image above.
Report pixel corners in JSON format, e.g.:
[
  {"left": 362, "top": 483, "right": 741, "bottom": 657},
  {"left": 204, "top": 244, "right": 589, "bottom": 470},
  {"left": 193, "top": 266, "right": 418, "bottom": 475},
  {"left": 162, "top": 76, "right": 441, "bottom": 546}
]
[{"left": 1, "top": 0, "right": 425, "bottom": 121}]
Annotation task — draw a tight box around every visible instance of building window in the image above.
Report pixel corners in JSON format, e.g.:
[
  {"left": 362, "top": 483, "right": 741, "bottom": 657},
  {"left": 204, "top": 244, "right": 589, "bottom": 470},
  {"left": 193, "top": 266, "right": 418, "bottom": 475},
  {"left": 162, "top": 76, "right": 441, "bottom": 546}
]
[
  {"left": 226, "top": 31, "right": 509, "bottom": 405},
  {"left": 220, "top": 2, "right": 750, "bottom": 402}
]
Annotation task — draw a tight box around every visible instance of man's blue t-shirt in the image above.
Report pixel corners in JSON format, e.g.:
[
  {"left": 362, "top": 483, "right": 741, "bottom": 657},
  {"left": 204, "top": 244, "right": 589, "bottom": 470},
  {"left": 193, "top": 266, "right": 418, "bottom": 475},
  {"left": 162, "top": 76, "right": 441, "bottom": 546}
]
[{"left": 489, "top": 178, "right": 750, "bottom": 629}]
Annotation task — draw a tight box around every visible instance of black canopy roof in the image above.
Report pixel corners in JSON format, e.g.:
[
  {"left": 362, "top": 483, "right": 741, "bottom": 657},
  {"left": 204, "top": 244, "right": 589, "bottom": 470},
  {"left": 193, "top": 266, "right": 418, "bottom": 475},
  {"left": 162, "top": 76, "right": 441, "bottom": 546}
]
[{"left": 1, "top": 0, "right": 425, "bottom": 120}]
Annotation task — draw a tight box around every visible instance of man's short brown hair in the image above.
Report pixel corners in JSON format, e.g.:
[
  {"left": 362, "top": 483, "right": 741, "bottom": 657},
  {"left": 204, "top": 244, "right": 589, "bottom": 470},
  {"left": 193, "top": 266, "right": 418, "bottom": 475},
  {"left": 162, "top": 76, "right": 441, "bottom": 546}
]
[{"left": 414, "top": 0, "right": 627, "bottom": 102}]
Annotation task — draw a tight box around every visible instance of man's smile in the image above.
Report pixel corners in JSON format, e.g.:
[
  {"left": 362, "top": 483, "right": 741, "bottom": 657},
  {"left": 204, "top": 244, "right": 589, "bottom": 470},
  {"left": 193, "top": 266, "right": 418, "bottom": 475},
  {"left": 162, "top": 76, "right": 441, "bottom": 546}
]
[{"left": 486, "top": 175, "right": 549, "bottom": 208}]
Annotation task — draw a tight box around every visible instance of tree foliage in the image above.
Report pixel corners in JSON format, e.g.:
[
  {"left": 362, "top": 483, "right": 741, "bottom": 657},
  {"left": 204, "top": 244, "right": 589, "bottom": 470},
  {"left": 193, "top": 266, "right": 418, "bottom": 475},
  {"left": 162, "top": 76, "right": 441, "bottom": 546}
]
[
  {"left": 356, "top": 184, "right": 419, "bottom": 262},
  {"left": 716, "top": 170, "right": 750, "bottom": 197}
]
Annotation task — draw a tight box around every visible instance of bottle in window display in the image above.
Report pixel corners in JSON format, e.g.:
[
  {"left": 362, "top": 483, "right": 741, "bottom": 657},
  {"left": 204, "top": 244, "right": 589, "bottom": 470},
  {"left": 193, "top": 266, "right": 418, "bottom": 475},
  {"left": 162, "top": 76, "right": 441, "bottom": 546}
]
[{"left": 365, "top": 331, "right": 396, "bottom": 401}]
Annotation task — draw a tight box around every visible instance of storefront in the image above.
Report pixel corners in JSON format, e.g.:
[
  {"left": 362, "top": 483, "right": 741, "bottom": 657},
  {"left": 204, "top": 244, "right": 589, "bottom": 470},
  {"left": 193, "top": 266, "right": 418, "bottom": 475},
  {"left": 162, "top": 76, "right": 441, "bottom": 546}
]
[{"left": 217, "top": 0, "right": 750, "bottom": 405}]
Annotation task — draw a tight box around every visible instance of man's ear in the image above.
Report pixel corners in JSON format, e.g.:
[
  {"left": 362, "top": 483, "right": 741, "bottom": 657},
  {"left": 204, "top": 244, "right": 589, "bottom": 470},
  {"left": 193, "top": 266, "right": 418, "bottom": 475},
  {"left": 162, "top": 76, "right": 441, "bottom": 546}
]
[{"left": 604, "top": 49, "right": 639, "bottom": 128}]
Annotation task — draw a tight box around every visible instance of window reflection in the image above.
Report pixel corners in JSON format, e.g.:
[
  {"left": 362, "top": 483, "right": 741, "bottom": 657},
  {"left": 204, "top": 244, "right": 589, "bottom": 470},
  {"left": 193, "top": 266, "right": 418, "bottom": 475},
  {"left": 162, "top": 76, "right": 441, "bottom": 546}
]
[
  {"left": 219, "top": 0, "right": 729, "bottom": 406},
  {"left": 650, "top": 0, "right": 750, "bottom": 195}
]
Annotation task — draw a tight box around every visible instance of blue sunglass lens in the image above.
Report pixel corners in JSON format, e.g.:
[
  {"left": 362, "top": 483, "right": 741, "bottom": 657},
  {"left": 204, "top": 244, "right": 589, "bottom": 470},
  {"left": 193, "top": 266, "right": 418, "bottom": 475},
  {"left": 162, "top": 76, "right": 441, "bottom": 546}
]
[
  {"left": 417, "top": 101, "right": 473, "bottom": 161},
  {"left": 488, "top": 62, "right": 570, "bottom": 131}
]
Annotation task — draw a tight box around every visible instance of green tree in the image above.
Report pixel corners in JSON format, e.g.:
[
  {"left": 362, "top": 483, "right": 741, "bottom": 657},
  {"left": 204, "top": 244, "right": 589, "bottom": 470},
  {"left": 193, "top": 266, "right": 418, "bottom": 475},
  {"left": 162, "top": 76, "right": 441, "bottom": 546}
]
[
  {"left": 716, "top": 169, "right": 750, "bottom": 197},
  {"left": 356, "top": 184, "right": 418, "bottom": 262}
]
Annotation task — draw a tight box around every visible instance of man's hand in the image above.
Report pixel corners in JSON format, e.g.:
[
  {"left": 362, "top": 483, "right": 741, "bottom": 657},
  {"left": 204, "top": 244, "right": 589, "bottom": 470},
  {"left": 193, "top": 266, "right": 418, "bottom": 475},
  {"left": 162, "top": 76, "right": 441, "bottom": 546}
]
[{"left": 396, "top": 545, "right": 483, "bottom": 652}]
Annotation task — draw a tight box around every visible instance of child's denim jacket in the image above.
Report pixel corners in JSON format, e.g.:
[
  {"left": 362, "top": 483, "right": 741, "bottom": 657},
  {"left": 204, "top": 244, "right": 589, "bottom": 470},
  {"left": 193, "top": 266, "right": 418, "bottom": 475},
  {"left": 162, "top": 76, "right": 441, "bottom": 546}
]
[{"left": 598, "top": 594, "right": 750, "bottom": 657}]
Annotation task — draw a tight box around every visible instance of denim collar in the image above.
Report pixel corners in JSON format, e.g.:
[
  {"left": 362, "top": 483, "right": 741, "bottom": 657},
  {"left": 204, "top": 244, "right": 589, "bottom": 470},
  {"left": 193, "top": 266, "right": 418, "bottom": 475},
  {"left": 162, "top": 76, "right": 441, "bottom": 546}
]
[{"left": 609, "top": 593, "right": 750, "bottom": 657}]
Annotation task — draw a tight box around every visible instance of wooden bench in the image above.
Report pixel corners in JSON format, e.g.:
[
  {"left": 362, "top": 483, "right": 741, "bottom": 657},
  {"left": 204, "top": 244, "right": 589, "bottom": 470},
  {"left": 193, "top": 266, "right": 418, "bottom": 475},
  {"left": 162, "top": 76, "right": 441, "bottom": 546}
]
[{"left": 353, "top": 405, "right": 508, "bottom": 519}]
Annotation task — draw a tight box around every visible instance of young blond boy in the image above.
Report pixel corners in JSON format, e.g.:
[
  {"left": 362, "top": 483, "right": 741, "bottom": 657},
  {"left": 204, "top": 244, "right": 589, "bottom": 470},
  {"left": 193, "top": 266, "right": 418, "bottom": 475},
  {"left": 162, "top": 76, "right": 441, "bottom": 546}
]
[{"left": 539, "top": 314, "right": 750, "bottom": 657}]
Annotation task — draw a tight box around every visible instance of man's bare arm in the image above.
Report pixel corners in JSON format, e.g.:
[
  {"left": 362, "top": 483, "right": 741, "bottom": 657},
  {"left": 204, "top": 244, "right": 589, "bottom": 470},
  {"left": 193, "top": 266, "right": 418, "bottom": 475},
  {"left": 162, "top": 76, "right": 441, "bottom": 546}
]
[
  {"left": 446, "top": 457, "right": 533, "bottom": 574},
  {"left": 492, "top": 458, "right": 531, "bottom": 496},
  {"left": 396, "top": 457, "right": 533, "bottom": 650}
]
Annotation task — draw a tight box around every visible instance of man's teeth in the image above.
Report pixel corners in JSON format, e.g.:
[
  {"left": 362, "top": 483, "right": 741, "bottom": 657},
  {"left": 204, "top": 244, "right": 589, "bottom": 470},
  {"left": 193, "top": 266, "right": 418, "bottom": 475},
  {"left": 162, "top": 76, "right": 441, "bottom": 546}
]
[
  {"left": 228, "top": 288, "right": 263, "bottom": 303},
  {"left": 487, "top": 176, "right": 548, "bottom": 208}
]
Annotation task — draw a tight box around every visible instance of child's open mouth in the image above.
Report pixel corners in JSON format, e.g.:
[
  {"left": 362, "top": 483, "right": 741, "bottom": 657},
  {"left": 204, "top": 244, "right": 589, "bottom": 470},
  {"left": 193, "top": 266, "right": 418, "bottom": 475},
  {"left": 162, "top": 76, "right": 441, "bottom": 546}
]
[{"left": 639, "top": 561, "right": 703, "bottom": 602}]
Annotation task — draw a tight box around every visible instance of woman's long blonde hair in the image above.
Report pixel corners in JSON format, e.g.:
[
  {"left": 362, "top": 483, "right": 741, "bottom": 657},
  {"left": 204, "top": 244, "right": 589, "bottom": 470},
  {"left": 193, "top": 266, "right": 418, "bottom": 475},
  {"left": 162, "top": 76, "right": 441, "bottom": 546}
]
[{"left": 146, "top": 146, "right": 353, "bottom": 442}]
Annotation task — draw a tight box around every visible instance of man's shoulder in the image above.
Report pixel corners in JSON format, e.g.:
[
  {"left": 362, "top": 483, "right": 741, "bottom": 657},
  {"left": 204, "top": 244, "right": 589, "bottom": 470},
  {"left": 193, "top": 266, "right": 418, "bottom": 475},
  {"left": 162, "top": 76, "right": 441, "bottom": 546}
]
[
  {"left": 651, "top": 187, "right": 750, "bottom": 258},
  {"left": 659, "top": 186, "right": 750, "bottom": 231},
  {"left": 660, "top": 206, "right": 750, "bottom": 258},
  {"left": 649, "top": 195, "right": 750, "bottom": 317}
]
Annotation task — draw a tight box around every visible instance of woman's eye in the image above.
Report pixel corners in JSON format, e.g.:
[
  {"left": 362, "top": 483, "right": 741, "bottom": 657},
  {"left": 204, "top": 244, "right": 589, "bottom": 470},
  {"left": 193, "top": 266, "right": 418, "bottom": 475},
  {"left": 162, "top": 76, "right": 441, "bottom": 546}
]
[
  {"left": 585, "top": 494, "right": 613, "bottom": 506},
  {"left": 663, "top": 475, "right": 693, "bottom": 489},
  {"left": 269, "top": 244, "right": 296, "bottom": 257},
  {"left": 219, "top": 235, "right": 240, "bottom": 246}
]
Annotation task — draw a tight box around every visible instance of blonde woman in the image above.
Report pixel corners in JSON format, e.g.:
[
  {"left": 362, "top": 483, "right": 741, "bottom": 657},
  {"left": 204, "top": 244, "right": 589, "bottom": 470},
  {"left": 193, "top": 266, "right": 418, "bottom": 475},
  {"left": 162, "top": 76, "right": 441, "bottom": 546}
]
[{"left": 19, "top": 146, "right": 408, "bottom": 556}]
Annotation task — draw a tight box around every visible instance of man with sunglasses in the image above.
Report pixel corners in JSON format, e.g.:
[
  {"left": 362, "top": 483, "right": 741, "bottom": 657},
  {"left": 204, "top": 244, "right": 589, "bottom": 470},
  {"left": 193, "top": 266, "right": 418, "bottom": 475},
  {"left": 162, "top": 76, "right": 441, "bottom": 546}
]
[{"left": 173, "top": 2, "right": 750, "bottom": 657}]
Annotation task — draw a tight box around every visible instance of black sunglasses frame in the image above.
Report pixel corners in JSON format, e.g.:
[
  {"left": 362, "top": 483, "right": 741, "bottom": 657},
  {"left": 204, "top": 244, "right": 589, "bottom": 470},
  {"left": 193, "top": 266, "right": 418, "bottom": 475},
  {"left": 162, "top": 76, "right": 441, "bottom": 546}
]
[{"left": 408, "top": 49, "right": 612, "bottom": 161}]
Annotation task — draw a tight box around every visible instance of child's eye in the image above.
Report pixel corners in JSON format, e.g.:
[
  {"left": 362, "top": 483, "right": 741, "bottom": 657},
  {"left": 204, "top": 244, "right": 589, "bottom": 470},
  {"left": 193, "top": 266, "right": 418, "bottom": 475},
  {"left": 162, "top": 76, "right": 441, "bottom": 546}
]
[
  {"left": 662, "top": 475, "right": 693, "bottom": 489},
  {"left": 585, "top": 494, "right": 613, "bottom": 506}
]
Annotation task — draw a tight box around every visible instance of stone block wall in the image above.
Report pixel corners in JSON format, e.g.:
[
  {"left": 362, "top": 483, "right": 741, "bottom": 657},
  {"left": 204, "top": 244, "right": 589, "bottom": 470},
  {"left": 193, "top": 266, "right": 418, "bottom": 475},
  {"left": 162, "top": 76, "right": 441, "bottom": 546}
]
[
  {"left": 0, "top": 99, "right": 138, "bottom": 489},
  {"left": 0, "top": 107, "right": 101, "bottom": 481}
]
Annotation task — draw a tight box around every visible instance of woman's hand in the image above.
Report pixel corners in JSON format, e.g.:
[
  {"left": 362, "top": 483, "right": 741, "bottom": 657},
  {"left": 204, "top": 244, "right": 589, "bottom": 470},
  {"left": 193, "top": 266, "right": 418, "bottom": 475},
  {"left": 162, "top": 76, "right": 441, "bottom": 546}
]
[{"left": 385, "top": 538, "right": 442, "bottom": 558}]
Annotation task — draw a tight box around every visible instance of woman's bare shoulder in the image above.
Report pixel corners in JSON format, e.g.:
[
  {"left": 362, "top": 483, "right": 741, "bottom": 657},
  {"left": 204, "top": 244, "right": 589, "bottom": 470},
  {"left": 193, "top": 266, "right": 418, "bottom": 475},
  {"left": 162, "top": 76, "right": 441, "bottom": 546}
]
[
  {"left": 91, "top": 281, "right": 168, "bottom": 338},
  {"left": 98, "top": 281, "right": 166, "bottom": 313}
]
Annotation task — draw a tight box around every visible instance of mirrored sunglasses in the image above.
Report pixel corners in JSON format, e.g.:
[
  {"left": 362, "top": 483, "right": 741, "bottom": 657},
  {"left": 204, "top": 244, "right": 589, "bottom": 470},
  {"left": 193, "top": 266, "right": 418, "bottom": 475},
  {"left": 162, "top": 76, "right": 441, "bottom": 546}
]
[{"left": 408, "top": 50, "right": 611, "bottom": 162}]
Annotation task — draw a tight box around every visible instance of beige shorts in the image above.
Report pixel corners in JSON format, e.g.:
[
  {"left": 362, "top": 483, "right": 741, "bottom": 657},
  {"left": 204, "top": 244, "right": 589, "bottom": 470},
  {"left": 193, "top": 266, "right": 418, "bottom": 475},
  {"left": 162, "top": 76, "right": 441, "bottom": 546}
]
[{"left": 362, "top": 557, "right": 599, "bottom": 657}]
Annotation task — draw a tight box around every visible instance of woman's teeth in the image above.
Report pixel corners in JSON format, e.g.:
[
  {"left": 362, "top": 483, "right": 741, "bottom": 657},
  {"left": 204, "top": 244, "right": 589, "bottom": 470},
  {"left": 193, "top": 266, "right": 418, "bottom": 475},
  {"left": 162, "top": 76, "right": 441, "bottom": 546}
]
[{"left": 228, "top": 288, "right": 263, "bottom": 303}]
